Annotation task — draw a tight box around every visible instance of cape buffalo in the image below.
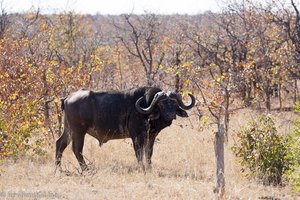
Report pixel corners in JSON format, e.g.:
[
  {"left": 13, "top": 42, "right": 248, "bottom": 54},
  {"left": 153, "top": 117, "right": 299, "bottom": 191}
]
[{"left": 55, "top": 86, "right": 195, "bottom": 170}]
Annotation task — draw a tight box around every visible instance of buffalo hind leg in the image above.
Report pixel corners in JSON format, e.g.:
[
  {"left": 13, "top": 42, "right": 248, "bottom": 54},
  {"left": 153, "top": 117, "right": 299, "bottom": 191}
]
[
  {"left": 72, "top": 131, "right": 87, "bottom": 171},
  {"left": 55, "top": 128, "right": 71, "bottom": 168}
]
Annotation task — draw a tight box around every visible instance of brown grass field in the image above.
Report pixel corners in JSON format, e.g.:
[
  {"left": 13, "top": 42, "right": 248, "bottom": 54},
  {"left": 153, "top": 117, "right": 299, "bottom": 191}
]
[{"left": 0, "top": 108, "right": 299, "bottom": 200}]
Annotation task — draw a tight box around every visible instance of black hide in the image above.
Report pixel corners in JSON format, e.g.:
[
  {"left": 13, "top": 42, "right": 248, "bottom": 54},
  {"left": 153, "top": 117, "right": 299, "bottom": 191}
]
[{"left": 55, "top": 86, "right": 195, "bottom": 170}]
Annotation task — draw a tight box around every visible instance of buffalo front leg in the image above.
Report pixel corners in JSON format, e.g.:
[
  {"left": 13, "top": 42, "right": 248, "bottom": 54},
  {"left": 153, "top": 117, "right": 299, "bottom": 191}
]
[
  {"left": 72, "top": 132, "right": 87, "bottom": 171},
  {"left": 144, "top": 136, "right": 156, "bottom": 170},
  {"left": 132, "top": 134, "right": 145, "bottom": 169},
  {"left": 55, "top": 128, "right": 71, "bottom": 168}
]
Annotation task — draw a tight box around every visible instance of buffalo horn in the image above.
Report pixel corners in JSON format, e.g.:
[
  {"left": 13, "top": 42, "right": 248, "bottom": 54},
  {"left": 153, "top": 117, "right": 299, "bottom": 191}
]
[
  {"left": 168, "top": 92, "right": 195, "bottom": 110},
  {"left": 135, "top": 91, "right": 166, "bottom": 114}
]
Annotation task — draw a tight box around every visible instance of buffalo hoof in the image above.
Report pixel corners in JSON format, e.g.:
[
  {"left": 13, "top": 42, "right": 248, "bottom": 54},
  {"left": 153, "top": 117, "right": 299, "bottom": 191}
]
[
  {"left": 145, "top": 164, "right": 152, "bottom": 172},
  {"left": 54, "top": 162, "right": 62, "bottom": 174},
  {"left": 54, "top": 165, "right": 73, "bottom": 176},
  {"left": 80, "top": 164, "right": 97, "bottom": 176}
]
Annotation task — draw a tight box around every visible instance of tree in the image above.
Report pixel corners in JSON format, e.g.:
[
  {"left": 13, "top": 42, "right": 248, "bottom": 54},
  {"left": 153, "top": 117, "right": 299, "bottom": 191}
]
[
  {"left": 268, "top": 0, "right": 300, "bottom": 103},
  {"left": 113, "top": 14, "right": 165, "bottom": 86},
  {"left": 184, "top": 12, "right": 233, "bottom": 197},
  {"left": 0, "top": 1, "right": 9, "bottom": 38}
]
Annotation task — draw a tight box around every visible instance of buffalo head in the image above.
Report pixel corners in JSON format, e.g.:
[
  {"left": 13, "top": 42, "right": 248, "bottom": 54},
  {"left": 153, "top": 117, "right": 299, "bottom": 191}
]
[{"left": 135, "top": 91, "right": 195, "bottom": 125}]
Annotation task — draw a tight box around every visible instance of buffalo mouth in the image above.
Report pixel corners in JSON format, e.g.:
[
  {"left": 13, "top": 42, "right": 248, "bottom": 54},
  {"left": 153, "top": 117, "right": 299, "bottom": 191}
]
[
  {"left": 164, "top": 119, "right": 172, "bottom": 124},
  {"left": 163, "top": 119, "right": 173, "bottom": 127}
]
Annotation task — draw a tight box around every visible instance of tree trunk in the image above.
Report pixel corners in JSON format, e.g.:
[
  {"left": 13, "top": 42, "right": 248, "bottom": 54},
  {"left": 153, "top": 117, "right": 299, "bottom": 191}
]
[
  {"left": 224, "top": 89, "right": 230, "bottom": 142},
  {"left": 294, "top": 79, "right": 298, "bottom": 103},
  {"left": 214, "top": 124, "right": 225, "bottom": 198},
  {"left": 264, "top": 82, "right": 271, "bottom": 111},
  {"left": 42, "top": 67, "right": 54, "bottom": 141},
  {"left": 117, "top": 49, "right": 124, "bottom": 90},
  {"left": 175, "top": 73, "right": 181, "bottom": 93},
  {"left": 244, "top": 83, "right": 252, "bottom": 107},
  {"left": 265, "top": 92, "right": 271, "bottom": 111},
  {"left": 175, "top": 51, "right": 181, "bottom": 93},
  {"left": 146, "top": 72, "right": 154, "bottom": 86},
  {"left": 278, "top": 83, "right": 282, "bottom": 111}
]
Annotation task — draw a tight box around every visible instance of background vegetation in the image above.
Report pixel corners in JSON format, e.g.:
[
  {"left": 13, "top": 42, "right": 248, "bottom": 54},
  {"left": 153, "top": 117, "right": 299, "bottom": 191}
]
[{"left": 0, "top": 0, "right": 300, "bottom": 198}]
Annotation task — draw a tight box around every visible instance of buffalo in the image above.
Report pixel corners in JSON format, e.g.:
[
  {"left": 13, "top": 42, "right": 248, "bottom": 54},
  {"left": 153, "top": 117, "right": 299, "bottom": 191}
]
[{"left": 55, "top": 86, "right": 195, "bottom": 171}]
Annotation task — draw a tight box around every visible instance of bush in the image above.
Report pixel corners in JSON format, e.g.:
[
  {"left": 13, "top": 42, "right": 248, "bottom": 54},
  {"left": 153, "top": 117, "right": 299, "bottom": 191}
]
[
  {"left": 232, "top": 114, "right": 297, "bottom": 185},
  {"left": 288, "top": 102, "right": 300, "bottom": 191}
]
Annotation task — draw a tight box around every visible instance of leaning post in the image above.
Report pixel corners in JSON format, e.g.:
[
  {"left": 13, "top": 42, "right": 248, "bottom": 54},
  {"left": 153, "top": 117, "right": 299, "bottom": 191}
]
[{"left": 214, "top": 123, "right": 225, "bottom": 198}]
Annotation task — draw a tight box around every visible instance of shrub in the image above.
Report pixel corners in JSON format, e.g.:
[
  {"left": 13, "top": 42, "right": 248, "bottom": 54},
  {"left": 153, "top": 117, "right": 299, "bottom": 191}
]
[
  {"left": 232, "top": 114, "right": 296, "bottom": 185},
  {"left": 288, "top": 102, "right": 300, "bottom": 191}
]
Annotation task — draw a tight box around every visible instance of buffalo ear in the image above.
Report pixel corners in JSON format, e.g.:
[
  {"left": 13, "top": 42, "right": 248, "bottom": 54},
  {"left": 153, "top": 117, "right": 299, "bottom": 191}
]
[{"left": 176, "top": 108, "right": 188, "bottom": 118}]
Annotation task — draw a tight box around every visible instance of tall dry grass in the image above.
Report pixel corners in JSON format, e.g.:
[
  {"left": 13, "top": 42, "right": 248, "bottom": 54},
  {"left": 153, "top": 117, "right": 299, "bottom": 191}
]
[{"left": 0, "top": 109, "right": 298, "bottom": 199}]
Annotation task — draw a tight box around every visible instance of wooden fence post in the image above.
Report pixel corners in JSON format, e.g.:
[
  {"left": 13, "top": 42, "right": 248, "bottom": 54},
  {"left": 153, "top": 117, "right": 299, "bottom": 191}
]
[{"left": 214, "top": 123, "right": 225, "bottom": 198}]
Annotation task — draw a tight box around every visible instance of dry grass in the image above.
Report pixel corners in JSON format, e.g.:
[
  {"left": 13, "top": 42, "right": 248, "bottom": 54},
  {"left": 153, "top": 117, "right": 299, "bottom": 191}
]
[{"left": 0, "top": 109, "right": 298, "bottom": 199}]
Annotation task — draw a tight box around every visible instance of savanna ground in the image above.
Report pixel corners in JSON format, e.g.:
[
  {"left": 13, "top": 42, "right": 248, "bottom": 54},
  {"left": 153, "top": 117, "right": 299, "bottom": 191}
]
[{"left": 0, "top": 108, "right": 298, "bottom": 200}]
